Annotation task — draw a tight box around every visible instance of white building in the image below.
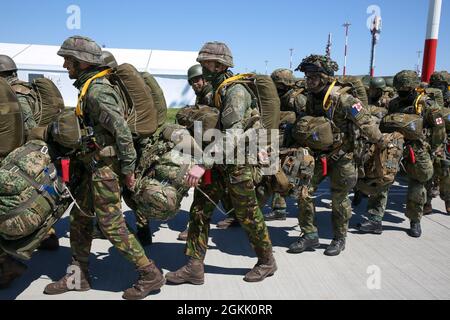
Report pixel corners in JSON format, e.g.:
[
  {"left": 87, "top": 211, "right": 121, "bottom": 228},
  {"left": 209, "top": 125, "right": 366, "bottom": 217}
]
[{"left": 0, "top": 42, "right": 198, "bottom": 108}]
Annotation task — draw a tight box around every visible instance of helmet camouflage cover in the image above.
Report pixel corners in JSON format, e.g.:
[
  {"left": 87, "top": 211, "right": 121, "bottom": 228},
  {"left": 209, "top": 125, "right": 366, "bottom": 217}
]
[
  {"left": 196, "top": 41, "right": 234, "bottom": 68},
  {"left": 271, "top": 68, "right": 296, "bottom": 87},
  {"left": 393, "top": 70, "right": 420, "bottom": 91},
  {"left": 430, "top": 71, "right": 450, "bottom": 86},
  {"left": 57, "top": 35, "right": 103, "bottom": 66},
  {"left": 296, "top": 54, "right": 339, "bottom": 76}
]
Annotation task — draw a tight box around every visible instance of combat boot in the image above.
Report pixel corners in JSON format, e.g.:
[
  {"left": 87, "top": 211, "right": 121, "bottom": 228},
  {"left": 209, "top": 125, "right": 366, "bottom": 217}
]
[
  {"left": 122, "top": 262, "right": 165, "bottom": 300},
  {"left": 165, "top": 258, "right": 204, "bottom": 285},
  {"left": 0, "top": 255, "right": 28, "bottom": 289},
  {"left": 38, "top": 229, "right": 60, "bottom": 251},
  {"left": 357, "top": 219, "right": 383, "bottom": 234},
  {"left": 217, "top": 216, "right": 239, "bottom": 229},
  {"left": 445, "top": 201, "right": 450, "bottom": 215},
  {"left": 244, "top": 254, "right": 277, "bottom": 282},
  {"left": 288, "top": 235, "right": 320, "bottom": 254},
  {"left": 264, "top": 209, "right": 287, "bottom": 221},
  {"left": 137, "top": 226, "right": 153, "bottom": 246},
  {"left": 324, "top": 238, "right": 346, "bottom": 256},
  {"left": 423, "top": 203, "right": 433, "bottom": 215},
  {"left": 44, "top": 259, "right": 91, "bottom": 295},
  {"left": 177, "top": 228, "right": 188, "bottom": 241},
  {"left": 409, "top": 221, "right": 422, "bottom": 238}
]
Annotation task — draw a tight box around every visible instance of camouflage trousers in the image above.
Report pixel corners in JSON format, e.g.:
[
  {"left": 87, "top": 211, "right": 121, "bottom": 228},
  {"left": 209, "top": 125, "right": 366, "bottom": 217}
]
[
  {"left": 70, "top": 159, "right": 149, "bottom": 268},
  {"left": 299, "top": 152, "right": 357, "bottom": 239},
  {"left": 367, "top": 142, "right": 433, "bottom": 222},
  {"left": 185, "top": 165, "right": 273, "bottom": 260},
  {"left": 271, "top": 193, "right": 287, "bottom": 211},
  {"left": 425, "top": 156, "right": 450, "bottom": 204}
]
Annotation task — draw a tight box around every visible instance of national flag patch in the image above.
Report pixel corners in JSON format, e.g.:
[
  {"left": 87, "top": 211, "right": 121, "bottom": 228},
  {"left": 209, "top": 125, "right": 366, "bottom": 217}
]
[
  {"left": 351, "top": 102, "right": 363, "bottom": 117},
  {"left": 436, "top": 117, "right": 444, "bottom": 126}
]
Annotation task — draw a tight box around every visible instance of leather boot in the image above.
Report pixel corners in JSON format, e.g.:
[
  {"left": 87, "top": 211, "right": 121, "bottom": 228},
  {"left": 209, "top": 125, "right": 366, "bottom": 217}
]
[
  {"left": 264, "top": 209, "right": 287, "bottom": 221},
  {"left": 44, "top": 259, "right": 91, "bottom": 295},
  {"left": 445, "top": 201, "right": 450, "bottom": 215},
  {"left": 357, "top": 219, "right": 383, "bottom": 234},
  {"left": 324, "top": 238, "right": 346, "bottom": 256},
  {"left": 244, "top": 253, "right": 277, "bottom": 282},
  {"left": 0, "top": 255, "right": 28, "bottom": 289},
  {"left": 165, "top": 258, "right": 204, "bottom": 285},
  {"left": 288, "top": 236, "right": 320, "bottom": 254},
  {"left": 38, "top": 229, "right": 60, "bottom": 251},
  {"left": 122, "top": 262, "right": 165, "bottom": 300},
  {"left": 177, "top": 227, "right": 188, "bottom": 241},
  {"left": 137, "top": 225, "right": 153, "bottom": 246},
  {"left": 217, "top": 216, "right": 239, "bottom": 229},
  {"left": 409, "top": 221, "right": 422, "bottom": 238},
  {"left": 423, "top": 203, "right": 433, "bottom": 215}
]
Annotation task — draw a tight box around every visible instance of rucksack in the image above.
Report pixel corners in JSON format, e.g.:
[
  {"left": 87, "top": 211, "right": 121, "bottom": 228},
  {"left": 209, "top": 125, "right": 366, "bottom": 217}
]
[
  {"left": 76, "top": 65, "right": 158, "bottom": 138},
  {"left": 214, "top": 73, "right": 281, "bottom": 130},
  {"left": 279, "top": 147, "right": 315, "bottom": 198},
  {"left": 50, "top": 109, "right": 83, "bottom": 150},
  {"left": 292, "top": 116, "right": 338, "bottom": 151},
  {"left": 176, "top": 105, "right": 219, "bottom": 134},
  {"left": 424, "top": 87, "right": 445, "bottom": 108},
  {"left": 0, "top": 140, "right": 70, "bottom": 260},
  {"left": 0, "top": 78, "right": 25, "bottom": 157},
  {"left": 338, "top": 76, "right": 369, "bottom": 108},
  {"left": 141, "top": 72, "right": 168, "bottom": 127},
  {"left": 380, "top": 113, "right": 424, "bottom": 140},
  {"left": 356, "top": 132, "right": 404, "bottom": 196},
  {"left": 31, "top": 78, "right": 65, "bottom": 126}
]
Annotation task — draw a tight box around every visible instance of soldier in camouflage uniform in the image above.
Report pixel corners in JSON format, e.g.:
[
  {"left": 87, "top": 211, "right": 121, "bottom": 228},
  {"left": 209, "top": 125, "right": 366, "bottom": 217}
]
[
  {"left": 188, "top": 64, "right": 214, "bottom": 106},
  {"left": 0, "top": 55, "right": 37, "bottom": 137},
  {"left": 0, "top": 55, "right": 59, "bottom": 252},
  {"left": 264, "top": 68, "right": 307, "bottom": 221},
  {"left": 368, "top": 77, "right": 396, "bottom": 109},
  {"left": 289, "top": 55, "right": 384, "bottom": 256},
  {"left": 358, "top": 70, "right": 445, "bottom": 237},
  {"left": 166, "top": 41, "right": 276, "bottom": 285},
  {"left": 43, "top": 36, "right": 165, "bottom": 300},
  {"left": 424, "top": 71, "right": 450, "bottom": 215}
]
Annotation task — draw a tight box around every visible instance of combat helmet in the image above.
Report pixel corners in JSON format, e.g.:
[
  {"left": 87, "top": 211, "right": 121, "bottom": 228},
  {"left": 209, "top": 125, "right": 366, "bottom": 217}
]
[
  {"left": 370, "top": 77, "right": 386, "bottom": 90},
  {"left": 393, "top": 70, "right": 420, "bottom": 91},
  {"left": 0, "top": 55, "right": 17, "bottom": 73},
  {"left": 296, "top": 54, "right": 339, "bottom": 76},
  {"left": 271, "top": 68, "right": 296, "bottom": 87},
  {"left": 187, "top": 64, "right": 203, "bottom": 82},
  {"left": 101, "top": 50, "right": 118, "bottom": 68},
  {"left": 57, "top": 36, "right": 103, "bottom": 66},
  {"left": 197, "top": 41, "right": 234, "bottom": 68},
  {"left": 430, "top": 71, "right": 450, "bottom": 86}
]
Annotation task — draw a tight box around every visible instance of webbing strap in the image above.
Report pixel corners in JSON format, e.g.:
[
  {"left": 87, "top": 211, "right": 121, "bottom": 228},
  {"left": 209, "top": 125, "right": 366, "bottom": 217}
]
[
  {"left": 75, "top": 69, "right": 112, "bottom": 117},
  {"left": 323, "top": 80, "right": 337, "bottom": 111},
  {"left": 214, "top": 73, "right": 254, "bottom": 108}
]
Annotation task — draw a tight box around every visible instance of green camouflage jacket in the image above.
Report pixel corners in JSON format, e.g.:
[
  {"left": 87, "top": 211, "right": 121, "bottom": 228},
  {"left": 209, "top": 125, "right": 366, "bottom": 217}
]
[
  {"left": 8, "top": 77, "right": 38, "bottom": 134},
  {"left": 74, "top": 69, "right": 136, "bottom": 175}
]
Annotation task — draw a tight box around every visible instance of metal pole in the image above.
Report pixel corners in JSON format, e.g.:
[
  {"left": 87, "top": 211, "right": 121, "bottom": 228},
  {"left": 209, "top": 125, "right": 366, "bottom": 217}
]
[
  {"left": 342, "top": 22, "right": 351, "bottom": 77},
  {"left": 289, "top": 48, "right": 294, "bottom": 70},
  {"left": 326, "top": 33, "right": 332, "bottom": 58},
  {"left": 422, "top": 0, "right": 442, "bottom": 82}
]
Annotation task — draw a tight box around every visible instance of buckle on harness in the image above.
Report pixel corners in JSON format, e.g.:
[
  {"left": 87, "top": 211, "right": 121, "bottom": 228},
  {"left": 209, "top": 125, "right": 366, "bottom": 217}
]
[
  {"left": 41, "top": 146, "right": 49, "bottom": 155},
  {"left": 9, "top": 166, "right": 19, "bottom": 174}
]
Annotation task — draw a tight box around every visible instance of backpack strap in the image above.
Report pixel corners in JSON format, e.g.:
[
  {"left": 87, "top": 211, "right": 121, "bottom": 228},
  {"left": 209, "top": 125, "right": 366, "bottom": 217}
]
[
  {"left": 322, "top": 80, "right": 337, "bottom": 112},
  {"left": 214, "top": 73, "right": 254, "bottom": 108},
  {"left": 75, "top": 69, "right": 112, "bottom": 117},
  {"left": 414, "top": 89, "right": 426, "bottom": 115}
]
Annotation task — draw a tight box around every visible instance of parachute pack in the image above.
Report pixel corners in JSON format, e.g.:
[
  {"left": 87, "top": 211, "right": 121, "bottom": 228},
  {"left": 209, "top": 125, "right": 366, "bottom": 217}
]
[
  {"left": 214, "top": 73, "right": 281, "bottom": 131},
  {"left": 140, "top": 72, "right": 167, "bottom": 127},
  {"left": 356, "top": 132, "right": 404, "bottom": 196},
  {"left": 279, "top": 147, "right": 315, "bottom": 198},
  {"left": 11, "top": 78, "right": 65, "bottom": 127},
  {"left": 76, "top": 64, "right": 161, "bottom": 139},
  {"left": 380, "top": 113, "right": 424, "bottom": 140},
  {"left": 0, "top": 78, "right": 25, "bottom": 158},
  {"left": 0, "top": 140, "right": 71, "bottom": 260}
]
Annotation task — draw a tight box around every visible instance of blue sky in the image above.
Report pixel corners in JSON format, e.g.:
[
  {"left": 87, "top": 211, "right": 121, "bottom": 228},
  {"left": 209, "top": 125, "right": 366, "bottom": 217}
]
[{"left": 1, "top": 0, "right": 448, "bottom": 76}]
